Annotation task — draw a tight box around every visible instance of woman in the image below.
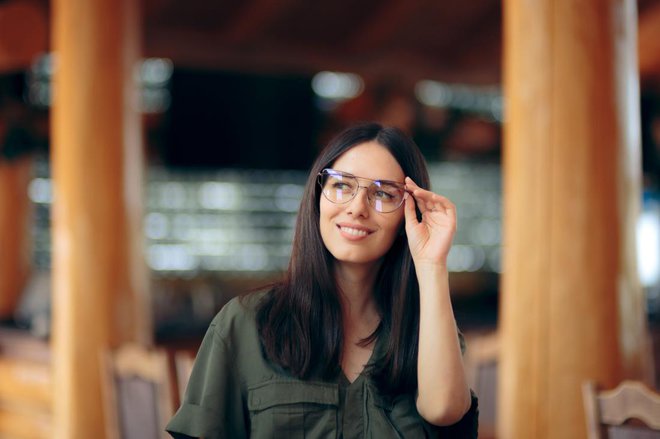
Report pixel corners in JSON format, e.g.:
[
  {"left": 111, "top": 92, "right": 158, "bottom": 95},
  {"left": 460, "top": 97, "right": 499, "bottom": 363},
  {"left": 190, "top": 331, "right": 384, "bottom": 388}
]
[{"left": 167, "top": 123, "right": 478, "bottom": 438}]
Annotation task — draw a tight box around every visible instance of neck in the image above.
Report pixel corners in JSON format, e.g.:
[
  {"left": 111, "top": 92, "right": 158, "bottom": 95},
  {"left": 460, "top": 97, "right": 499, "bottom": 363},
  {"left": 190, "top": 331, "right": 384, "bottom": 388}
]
[{"left": 334, "top": 260, "right": 382, "bottom": 322}]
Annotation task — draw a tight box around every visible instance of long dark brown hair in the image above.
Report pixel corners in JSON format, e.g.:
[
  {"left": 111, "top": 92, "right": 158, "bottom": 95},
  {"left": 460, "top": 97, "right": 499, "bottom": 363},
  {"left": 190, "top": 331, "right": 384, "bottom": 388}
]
[{"left": 256, "top": 122, "right": 431, "bottom": 394}]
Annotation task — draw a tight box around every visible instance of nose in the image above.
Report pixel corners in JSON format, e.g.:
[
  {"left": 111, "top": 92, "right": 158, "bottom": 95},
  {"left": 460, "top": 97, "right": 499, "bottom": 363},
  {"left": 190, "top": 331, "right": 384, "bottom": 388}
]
[{"left": 346, "top": 186, "right": 370, "bottom": 217}]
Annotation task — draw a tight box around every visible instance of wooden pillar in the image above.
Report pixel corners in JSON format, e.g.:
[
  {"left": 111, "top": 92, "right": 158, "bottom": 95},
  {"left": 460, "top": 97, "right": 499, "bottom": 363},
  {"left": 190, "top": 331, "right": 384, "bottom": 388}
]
[
  {"left": 50, "top": 0, "right": 150, "bottom": 436},
  {"left": 499, "top": 1, "right": 653, "bottom": 438},
  {"left": 0, "top": 158, "right": 32, "bottom": 318},
  {"left": 0, "top": 0, "right": 48, "bottom": 319}
]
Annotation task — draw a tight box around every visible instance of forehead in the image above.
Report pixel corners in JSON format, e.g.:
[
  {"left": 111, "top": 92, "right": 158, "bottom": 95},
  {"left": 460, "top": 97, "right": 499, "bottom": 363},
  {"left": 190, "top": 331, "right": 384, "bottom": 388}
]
[{"left": 331, "top": 141, "right": 405, "bottom": 181}]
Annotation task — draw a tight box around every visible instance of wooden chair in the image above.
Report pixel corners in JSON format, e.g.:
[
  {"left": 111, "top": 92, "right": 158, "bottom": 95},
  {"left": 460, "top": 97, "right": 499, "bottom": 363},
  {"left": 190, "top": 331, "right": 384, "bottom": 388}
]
[
  {"left": 174, "top": 350, "right": 195, "bottom": 403},
  {"left": 582, "top": 380, "right": 660, "bottom": 439},
  {"left": 100, "top": 344, "right": 175, "bottom": 439},
  {"left": 463, "top": 330, "right": 499, "bottom": 439}
]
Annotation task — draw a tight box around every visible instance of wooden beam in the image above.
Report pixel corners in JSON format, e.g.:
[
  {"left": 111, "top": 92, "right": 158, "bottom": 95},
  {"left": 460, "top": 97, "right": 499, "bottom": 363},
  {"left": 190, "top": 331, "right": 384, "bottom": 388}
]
[
  {"left": 146, "top": 29, "right": 500, "bottom": 84},
  {"left": 0, "top": 0, "right": 46, "bottom": 318},
  {"left": 499, "top": 0, "right": 653, "bottom": 437},
  {"left": 440, "top": 2, "right": 502, "bottom": 79},
  {"left": 219, "top": 0, "right": 297, "bottom": 45},
  {"left": 347, "top": 0, "right": 420, "bottom": 52},
  {"left": 638, "top": 0, "right": 660, "bottom": 82},
  {"left": 0, "top": 157, "right": 32, "bottom": 319},
  {"left": 51, "top": 0, "right": 150, "bottom": 436}
]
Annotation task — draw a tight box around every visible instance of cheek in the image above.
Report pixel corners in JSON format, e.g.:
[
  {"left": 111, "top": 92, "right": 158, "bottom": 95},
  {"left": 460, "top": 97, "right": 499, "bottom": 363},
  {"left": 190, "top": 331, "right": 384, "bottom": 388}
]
[
  {"left": 383, "top": 212, "right": 405, "bottom": 235},
  {"left": 319, "top": 198, "right": 338, "bottom": 239},
  {"left": 319, "top": 198, "right": 334, "bottom": 224}
]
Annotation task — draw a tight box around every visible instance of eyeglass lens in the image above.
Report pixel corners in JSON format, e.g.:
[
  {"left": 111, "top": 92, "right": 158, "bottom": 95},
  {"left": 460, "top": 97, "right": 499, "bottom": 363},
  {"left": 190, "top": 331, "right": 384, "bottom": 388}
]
[{"left": 320, "top": 170, "right": 405, "bottom": 213}]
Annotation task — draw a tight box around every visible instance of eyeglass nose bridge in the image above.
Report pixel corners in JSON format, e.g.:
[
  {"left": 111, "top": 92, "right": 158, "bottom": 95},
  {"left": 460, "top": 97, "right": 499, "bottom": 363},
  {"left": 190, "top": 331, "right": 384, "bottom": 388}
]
[{"left": 350, "top": 183, "right": 376, "bottom": 202}]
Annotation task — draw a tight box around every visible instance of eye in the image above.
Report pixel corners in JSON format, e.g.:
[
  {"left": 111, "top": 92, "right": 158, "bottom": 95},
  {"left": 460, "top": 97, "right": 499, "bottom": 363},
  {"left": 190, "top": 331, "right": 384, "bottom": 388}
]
[
  {"left": 372, "top": 183, "right": 403, "bottom": 202},
  {"left": 329, "top": 179, "right": 355, "bottom": 191},
  {"left": 374, "top": 190, "right": 395, "bottom": 200}
]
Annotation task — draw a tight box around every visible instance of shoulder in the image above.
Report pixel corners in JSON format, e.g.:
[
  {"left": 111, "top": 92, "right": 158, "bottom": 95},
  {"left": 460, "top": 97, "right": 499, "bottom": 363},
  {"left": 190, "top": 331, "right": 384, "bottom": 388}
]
[
  {"left": 209, "top": 290, "right": 269, "bottom": 342},
  {"left": 198, "top": 290, "right": 277, "bottom": 382},
  {"left": 207, "top": 291, "right": 268, "bottom": 351}
]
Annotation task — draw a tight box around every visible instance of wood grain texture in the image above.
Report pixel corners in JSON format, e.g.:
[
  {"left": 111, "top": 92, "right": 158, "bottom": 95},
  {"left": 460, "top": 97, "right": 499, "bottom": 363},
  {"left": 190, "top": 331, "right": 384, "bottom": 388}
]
[
  {"left": 0, "top": 330, "right": 52, "bottom": 437},
  {"left": 0, "top": 158, "right": 33, "bottom": 318},
  {"left": 50, "top": 0, "right": 150, "bottom": 436},
  {"left": 499, "top": 0, "right": 653, "bottom": 438},
  {"left": 0, "top": 405, "right": 51, "bottom": 439},
  {"left": 0, "top": 357, "right": 51, "bottom": 409}
]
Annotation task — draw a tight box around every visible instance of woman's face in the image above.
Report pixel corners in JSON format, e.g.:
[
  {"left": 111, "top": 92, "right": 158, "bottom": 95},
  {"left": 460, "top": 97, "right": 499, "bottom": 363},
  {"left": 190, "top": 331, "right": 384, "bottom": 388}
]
[{"left": 319, "top": 141, "right": 406, "bottom": 267}]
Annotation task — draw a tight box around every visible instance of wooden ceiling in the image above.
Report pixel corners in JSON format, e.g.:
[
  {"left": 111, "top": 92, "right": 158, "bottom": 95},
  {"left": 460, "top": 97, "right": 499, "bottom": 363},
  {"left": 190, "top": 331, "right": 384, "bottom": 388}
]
[
  {"left": 143, "top": 0, "right": 503, "bottom": 85},
  {"left": 1, "top": 0, "right": 659, "bottom": 88},
  {"left": 142, "top": 0, "right": 660, "bottom": 88}
]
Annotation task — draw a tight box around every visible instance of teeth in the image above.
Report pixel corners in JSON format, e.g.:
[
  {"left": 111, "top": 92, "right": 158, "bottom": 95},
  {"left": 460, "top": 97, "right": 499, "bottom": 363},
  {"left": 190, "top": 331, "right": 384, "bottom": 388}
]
[{"left": 340, "top": 226, "right": 369, "bottom": 237}]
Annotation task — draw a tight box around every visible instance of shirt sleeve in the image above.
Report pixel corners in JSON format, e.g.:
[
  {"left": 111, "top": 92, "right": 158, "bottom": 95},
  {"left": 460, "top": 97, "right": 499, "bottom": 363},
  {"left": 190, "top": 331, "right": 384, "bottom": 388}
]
[{"left": 166, "top": 322, "right": 248, "bottom": 439}]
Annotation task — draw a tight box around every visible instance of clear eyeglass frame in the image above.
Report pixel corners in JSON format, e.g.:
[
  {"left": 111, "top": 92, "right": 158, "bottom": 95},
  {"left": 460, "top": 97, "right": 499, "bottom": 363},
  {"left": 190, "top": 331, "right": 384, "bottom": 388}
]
[{"left": 317, "top": 168, "right": 407, "bottom": 213}]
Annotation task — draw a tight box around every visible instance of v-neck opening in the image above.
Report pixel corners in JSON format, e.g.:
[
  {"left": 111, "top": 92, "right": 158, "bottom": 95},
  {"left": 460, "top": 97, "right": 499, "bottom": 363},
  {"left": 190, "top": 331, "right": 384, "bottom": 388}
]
[{"left": 340, "top": 334, "right": 381, "bottom": 386}]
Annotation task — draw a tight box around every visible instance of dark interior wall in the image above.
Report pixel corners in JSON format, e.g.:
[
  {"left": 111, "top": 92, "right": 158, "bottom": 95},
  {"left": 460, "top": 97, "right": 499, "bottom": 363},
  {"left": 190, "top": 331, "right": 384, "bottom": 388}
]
[{"left": 163, "top": 69, "right": 320, "bottom": 170}]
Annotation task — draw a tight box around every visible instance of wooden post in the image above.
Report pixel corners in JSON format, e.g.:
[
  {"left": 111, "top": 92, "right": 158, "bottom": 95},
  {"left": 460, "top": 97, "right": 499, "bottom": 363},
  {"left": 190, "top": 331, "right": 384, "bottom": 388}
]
[
  {"left": 499, "top": 1, "right": 653, "bottom": 438},
  {"left": 50, "top": 0, "right": 150, "bottom": 436},
  {"left": 0, "top": 158, "right": 32, "bottom": 318},
  {"left": 0, "top": 0, "right": 47, "bottom": 319}
]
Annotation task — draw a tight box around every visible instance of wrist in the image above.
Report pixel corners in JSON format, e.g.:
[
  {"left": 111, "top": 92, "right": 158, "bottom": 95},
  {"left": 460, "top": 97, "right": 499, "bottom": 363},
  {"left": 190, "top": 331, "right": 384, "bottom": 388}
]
[
  {"left": 414, "top": 260, "right": 449, "bottom": 274},
  {"left": 414, "top": 264, "right": 450, "bottom": 291}
]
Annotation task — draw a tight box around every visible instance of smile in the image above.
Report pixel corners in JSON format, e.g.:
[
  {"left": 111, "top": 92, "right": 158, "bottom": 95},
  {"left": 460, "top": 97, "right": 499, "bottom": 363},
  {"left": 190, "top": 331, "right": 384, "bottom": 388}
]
[
  {"left": 336, "top": 223, "right": 375, "bottom": 240},
  {"left": 340, "top": 226, "right": 369, "bottom": 237}
]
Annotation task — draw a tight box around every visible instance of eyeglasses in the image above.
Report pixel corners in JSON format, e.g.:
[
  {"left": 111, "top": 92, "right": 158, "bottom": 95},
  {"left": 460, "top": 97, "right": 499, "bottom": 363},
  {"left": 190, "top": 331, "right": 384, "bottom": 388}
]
[{"left": 317, "top": 168, "right": 407, "bottom": 213}]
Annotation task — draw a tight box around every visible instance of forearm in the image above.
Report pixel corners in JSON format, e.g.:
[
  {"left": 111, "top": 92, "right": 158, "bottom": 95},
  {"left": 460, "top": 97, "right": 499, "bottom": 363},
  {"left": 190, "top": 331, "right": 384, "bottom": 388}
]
[{"left": 415, "top": 264, "right": 471, "bottom": 426}]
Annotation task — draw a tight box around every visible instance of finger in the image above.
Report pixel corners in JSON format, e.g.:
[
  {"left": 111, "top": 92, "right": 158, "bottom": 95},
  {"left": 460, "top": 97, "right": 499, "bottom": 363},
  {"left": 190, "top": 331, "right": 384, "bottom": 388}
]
[
  {"left": 430, "top": 196, "right": 456, "bottom": 213},
  {"left": 403, "top": 192, "right": 419, "bottom": 228},
  {"left": 433, "top": 196, "right": 456, "bottom": 217},
  {"left": 405, "top": 176, "right": 419, "bottom": 186},
  {"left": 405, "top": 177, "right": 457, "bottom": 215},
  {"left": 413, "top": 190, "right": 455, "bottom": 212},
  {"left": 425, "top": 199, "right": 444, "bottom": 213},
  {"left": 405, "top": 178, "right": 441, "bottom": 202},
  {"left": 409, "top": 189, "right": 443, "bottom": 214},
  {"left": 405, "top": 177, "right": 424, "bottom": 194}
]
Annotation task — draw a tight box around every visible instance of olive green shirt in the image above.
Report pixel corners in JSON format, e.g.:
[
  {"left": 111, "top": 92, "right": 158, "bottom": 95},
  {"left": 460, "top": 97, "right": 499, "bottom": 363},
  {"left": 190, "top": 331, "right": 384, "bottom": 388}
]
[{"left": 166, "top": 294, "right": 478, "bottom": 438}]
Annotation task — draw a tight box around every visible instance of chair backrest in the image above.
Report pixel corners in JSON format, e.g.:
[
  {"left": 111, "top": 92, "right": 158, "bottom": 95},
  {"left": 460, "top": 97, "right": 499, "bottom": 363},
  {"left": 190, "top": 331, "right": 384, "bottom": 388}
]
[
  {"left": 463, "top": 330, "right": 499, "bottom": 439},
  {"left": 582, "top": 380, "right": 660, "bottom": 439},
  {"left": 101, "top": 344, "right": 175, "bottom": 439},
  {"left": 174, "top": 350, "right": 195, "bottom": 403}
]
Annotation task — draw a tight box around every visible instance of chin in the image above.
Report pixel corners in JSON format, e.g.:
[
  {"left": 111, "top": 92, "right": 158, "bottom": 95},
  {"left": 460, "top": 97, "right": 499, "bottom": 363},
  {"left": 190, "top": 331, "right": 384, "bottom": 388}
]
[{"left": 329, "top": 248, "right": 385, "bottom": 266}]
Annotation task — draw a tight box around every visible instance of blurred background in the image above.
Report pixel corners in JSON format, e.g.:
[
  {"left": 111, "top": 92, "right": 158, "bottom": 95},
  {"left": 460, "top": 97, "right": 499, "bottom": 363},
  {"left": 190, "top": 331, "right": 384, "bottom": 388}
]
[
  {"left": 3, "top": 0, "right": 515, "bottom": 340},
  {"left": 1, "top": 0, "right": 660, "bottom": 438}
]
